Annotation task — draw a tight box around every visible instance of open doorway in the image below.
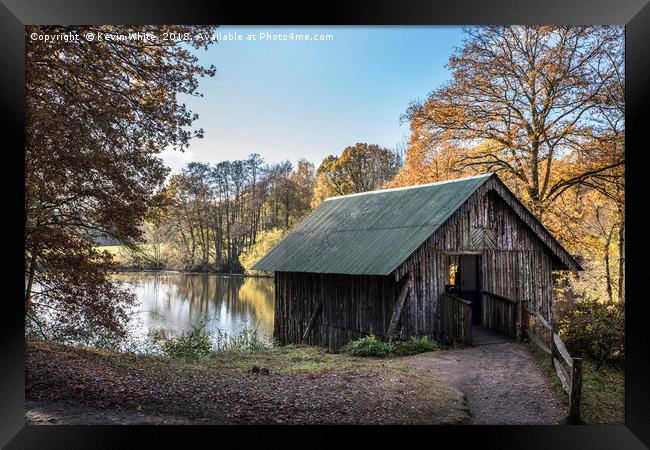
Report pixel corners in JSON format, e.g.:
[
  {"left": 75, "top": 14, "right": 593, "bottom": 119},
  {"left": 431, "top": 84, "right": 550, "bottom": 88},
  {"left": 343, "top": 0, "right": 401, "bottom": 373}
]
[{"left": 445, "top": 253, "right": 482, "bottom": 325}]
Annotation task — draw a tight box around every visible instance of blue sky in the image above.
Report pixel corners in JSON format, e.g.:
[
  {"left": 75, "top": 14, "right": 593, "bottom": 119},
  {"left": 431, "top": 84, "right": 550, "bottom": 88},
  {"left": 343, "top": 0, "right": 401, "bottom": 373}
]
[{"left": 161, "top": 26, "right": 465, "bottom": 173}]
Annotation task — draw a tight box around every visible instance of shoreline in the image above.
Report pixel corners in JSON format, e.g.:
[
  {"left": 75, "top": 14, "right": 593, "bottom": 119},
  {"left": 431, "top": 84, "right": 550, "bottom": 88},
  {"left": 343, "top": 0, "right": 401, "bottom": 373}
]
[{"left": 112, "top": 269, "right": 272, "bottom": 278}]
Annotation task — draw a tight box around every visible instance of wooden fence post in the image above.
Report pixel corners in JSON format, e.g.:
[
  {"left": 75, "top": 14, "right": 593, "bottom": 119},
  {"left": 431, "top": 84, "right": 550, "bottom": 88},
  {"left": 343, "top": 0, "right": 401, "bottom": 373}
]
[
  {"left": 549, "top": 323, "right": 558, "bottom": 366},
  {"left": 569, "top": 357, "right": 583, "bottom": 424}
]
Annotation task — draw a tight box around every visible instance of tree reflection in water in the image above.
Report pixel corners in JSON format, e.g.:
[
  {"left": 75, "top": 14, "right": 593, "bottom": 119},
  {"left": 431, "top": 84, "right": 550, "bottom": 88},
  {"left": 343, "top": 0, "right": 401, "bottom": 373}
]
[{"left": 113, "top": 273, "right": 274, "bottom": 347}]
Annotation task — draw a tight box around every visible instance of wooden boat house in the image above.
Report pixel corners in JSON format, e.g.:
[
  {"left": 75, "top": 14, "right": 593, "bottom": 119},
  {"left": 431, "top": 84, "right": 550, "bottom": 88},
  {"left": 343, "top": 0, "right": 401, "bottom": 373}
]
[{"left": 252, "top": 173, "right": 581, "bottom": 351}]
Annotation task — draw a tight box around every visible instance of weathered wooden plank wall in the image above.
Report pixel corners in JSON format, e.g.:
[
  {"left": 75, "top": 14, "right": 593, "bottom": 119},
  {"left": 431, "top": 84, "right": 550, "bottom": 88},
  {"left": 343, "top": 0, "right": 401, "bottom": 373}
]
[
  {"left": 396, "top": 179, "right": 555, "bottom": 325},
  {"left": 274, "top": 272, "right": 401, "bottom": 351}
]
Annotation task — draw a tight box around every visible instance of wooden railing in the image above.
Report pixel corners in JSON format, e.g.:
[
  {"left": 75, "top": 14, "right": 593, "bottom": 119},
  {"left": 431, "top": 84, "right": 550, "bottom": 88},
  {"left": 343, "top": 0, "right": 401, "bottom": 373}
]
[
  {"left": 440, "top": 293, "right": 473, "bottom": 347},
  {"left": 481, "top": 291, "right": 518, "bottom": 339},
  {"left": 523, "top": 303, "right": 583, "bottom": 424}
]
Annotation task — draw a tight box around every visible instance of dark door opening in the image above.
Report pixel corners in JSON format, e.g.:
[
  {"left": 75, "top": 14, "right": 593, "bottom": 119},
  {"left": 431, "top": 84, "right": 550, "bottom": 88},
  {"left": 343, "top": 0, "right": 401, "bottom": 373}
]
[{"left": 459, "top": 255, "right": 482, "bottom": 325}]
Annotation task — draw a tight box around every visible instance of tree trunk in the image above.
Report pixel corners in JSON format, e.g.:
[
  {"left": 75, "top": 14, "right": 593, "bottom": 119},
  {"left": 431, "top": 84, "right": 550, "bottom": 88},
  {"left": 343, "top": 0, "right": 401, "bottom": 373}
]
[
  {"left": 25, "top": 249, "right": 38, "bottom": 306},
  {"left": 617, "top": 219, "right": 625, "bottom": 303},
  {"left": 604, "top": 229, "right": 613, "bottom": 304}
]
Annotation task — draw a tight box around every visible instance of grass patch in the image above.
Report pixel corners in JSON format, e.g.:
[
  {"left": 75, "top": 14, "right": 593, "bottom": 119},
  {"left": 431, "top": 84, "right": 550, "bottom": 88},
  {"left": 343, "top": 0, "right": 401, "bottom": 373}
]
[
  {"left": 198, "top": 344, "right": 343, "bottom": 375},
  {"left": 580, "top": 359, "right": 624, "bottom": 424},
  {"left": 153, "top": 322, "right": 214, "bottom": 359},
  {"left": 340, "top": 335, "right": 438, "bottom": 358},
  {"left": 527, "top": 342, "right": 624, "bottom": 424}
]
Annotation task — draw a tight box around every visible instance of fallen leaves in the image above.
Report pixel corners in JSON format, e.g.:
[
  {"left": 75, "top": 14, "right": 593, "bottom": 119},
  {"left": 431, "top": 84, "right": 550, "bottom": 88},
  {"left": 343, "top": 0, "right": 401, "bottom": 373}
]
[{"left": 26, "top": 340, "right": 466, "bottom": 425}]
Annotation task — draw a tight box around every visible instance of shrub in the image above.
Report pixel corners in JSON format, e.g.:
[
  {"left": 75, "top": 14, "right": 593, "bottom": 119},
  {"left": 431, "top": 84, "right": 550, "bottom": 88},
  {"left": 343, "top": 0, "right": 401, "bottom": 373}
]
[
  {"left": 556, "top": 299, "right": 624, "bottom": 370},
  {"left": 392, "top": 336, "right": 438, "bottom": 356},
  {"left": 212, "top": 326, "right": 269, "bottom": 353},
  {"left": 340, "top": 335, "right": 393, "bottom": 357},
  {"left": 340, "top": 335, "right": 437, "bottom": 358},
  {"left": 155, "top": 319, "right": 214, "bottom": 359},
  {"left": 151, "top": 319, "right": 271, "bottom": 359}
]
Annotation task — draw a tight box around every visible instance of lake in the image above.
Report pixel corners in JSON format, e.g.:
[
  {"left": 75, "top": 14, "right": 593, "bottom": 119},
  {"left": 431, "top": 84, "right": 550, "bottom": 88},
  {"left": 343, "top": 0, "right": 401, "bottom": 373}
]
[{"left": 113, "top": 272, "right": 275, "bottom": 350}]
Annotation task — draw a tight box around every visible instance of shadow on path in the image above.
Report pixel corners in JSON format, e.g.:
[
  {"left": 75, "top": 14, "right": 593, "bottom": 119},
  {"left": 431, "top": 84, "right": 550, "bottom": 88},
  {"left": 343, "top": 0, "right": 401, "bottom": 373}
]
[{"left": 472, "top": 325, "right": 511, "bottom": 346}]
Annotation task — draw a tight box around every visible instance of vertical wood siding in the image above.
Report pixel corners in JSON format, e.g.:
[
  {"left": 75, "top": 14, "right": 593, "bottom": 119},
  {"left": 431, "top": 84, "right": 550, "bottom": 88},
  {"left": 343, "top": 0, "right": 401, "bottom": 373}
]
[{"left": 274, "top": 272, "right": 400, "bottom": 351}]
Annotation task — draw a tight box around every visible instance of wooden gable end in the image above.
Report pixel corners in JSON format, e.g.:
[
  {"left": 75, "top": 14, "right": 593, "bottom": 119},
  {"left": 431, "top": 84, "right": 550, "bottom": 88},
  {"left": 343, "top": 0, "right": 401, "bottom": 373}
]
[{"left": 394, "top": 176, "right": 581, "bottom": 280}]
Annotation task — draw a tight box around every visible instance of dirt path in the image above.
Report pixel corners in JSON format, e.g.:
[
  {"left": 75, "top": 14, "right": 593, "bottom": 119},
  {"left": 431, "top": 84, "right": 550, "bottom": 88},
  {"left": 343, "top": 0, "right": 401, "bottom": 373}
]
[
  {"left": 26, "top": 400, "right": 203, "bottom": 425},
  {"left": 406, "top": 338, "right": 565, "bottom": 424}
]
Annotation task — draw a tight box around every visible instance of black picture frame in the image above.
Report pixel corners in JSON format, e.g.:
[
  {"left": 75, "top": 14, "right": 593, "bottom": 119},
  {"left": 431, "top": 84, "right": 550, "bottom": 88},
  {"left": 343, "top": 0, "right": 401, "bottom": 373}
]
[{"left": 2, "top": 1, "right": 648, "bottom": 447}]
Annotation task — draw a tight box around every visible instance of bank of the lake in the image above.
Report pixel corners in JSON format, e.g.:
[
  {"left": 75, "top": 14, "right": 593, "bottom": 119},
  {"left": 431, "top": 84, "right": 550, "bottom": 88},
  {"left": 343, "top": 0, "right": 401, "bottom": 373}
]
[
  {"left": 25, "top": 340, "right": 468, "bottom": 425},
  {"left": 98, "top": 244, "right": 272, "bottom": 276}
]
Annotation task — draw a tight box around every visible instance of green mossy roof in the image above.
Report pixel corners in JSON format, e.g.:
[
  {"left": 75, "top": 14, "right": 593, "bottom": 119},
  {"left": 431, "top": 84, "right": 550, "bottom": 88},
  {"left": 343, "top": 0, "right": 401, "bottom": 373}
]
[{"left": 252, "top": 173, "right": 493, "bottom": 275}]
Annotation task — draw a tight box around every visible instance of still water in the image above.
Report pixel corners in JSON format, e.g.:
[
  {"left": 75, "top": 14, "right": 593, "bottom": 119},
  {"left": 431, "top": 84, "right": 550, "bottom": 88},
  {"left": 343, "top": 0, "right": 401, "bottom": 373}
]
[{"left": 113, "top": 272, "right": 275, "bottom": 347}]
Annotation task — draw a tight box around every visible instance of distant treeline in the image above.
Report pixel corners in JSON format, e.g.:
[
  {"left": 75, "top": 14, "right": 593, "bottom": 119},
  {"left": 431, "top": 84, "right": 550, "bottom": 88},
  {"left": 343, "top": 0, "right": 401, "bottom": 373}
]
[
  {"left": 145, "top": 155, "right": 315, "bottom": 272},
  {"left": 119, "top": 144, "right": 402, "bottom": 273}
]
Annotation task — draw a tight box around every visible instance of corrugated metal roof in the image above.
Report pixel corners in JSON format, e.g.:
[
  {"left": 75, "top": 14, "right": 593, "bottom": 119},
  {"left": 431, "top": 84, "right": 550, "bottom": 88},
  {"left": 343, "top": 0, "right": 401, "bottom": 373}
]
[{"left": 251, "top": 173, "right": 493, "bottom": 275}]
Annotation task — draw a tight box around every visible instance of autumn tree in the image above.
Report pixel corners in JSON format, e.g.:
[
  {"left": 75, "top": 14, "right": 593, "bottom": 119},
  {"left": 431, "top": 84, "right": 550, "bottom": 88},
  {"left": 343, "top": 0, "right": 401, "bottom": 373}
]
[
  {"left": 548, "top": 180, "right": 624, "bottom": 304},
  {"left": 402, "top": 26, "right": 624, "bottom": 218},
  {"left": 312, "top": 143, "right": 402, "bottom": 205},
  {"left": 291, "top": 159, "right": 316, "bottom": 221},
  {"left": 25, "top": 25, "right": 217, "bottom": 343},
  {"left": 388, "top": 139, "right": 469, "bottom": 187}
]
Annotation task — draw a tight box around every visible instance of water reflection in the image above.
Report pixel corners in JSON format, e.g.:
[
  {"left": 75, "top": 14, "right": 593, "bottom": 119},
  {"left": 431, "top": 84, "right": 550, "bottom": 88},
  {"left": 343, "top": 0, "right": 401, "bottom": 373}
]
[{"left": 113, "top": 273, "right": 275, "bottom": 346}]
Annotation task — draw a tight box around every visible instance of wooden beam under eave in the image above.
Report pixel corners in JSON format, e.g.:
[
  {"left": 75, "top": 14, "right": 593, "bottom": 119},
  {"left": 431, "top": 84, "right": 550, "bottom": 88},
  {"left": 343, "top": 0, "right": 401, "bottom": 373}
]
[
  {"left": 386, "top": 276, "right": 411, "bottom": 342},
  {"left": 302, "top": 299, "right": 323, "bottom": 343}
]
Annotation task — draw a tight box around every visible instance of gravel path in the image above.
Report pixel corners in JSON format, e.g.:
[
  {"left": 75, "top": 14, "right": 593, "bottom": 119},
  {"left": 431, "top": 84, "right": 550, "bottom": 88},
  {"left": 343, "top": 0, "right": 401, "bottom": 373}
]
[{"left": 406, "top": 338, "right": 565, "bottom": 424}]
